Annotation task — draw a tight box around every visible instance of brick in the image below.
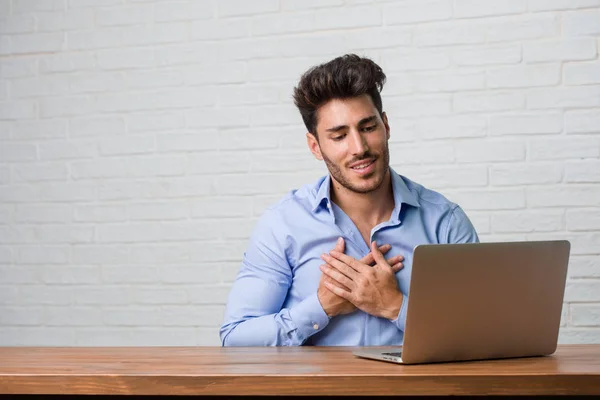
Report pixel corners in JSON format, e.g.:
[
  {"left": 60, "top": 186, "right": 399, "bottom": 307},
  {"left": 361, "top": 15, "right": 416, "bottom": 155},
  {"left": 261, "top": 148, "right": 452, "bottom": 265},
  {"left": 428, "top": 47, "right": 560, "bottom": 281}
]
[
  {"left": 564, "top": 280, "right": 600, "bottom": 301},
  {"left": 70, "top": 71, "right": 125, "bottom": 94},
  {"left": 0, "top": 265, "right": 39, "bottom": 283},
  {"left": 160, "top": 264, "right": 222, "bottom": 284},
  {"left": 527, "top": 186, "right": 600, "bottom": 207},
  {"left": 571, "top": 305, "right": 600, "bottom": 327},
  {"left": 156, "top": 132, "right": 218, "bottom": 153},
  {"left": 564, "top": 62, "right": 600, "bottom": 85},
  {"left": 37, "top": 182, "right": 97, "bottom": 202},
  {"left": 9, "top": 33, "right": 64, "bottom": 54},
  {"left": 566, "top": 110, "right": 600, "bottom": 133},
  {"left": 70, "top": 116, "right": 126, "bottom": 137},
  {"left": 415, "top": 20, "right": 487, "bottom": 46},
  {"left": 491, "top": 163, "right": 563, "bottom": 185},
  {"left": 187, "top": 286, "right": 230, "bottom": 305},
  {"left": 0, "top": 100, "right": 37, "bottom": 120},
  {"left": 565, "top": 160, "right": 600, "bottom": 183},
  {"left": 74, "top": 204, "right": 127, "bottom": 223},
  {"left": 414, "top": 71, "right": 485, "bottom": 92},
  {"left": 71, "top": 245, "right": 130, "bottom": 265},
  {"left": 218, "top": 0, "right": 278, "bottom": 17},
  {"left": 216, "top": 172, "right": 321, "bottom": 196},
  {"left": 250, "top": 151, "right": 322, "bottom": 173},
  {"left": 99, "top": 135, "right": 155, "bottom": 156},
  {"left": 282, "top": 0, "right": 342, "bottom": 11},
  {"left": 190, "top": 197, "right": 253, "bottom": 218},
  {"left": 184, "top": 63, "right": 246, "bottom": 85},
  {"left": 11, "top": 75, "right": 70, "bottom": 98},
  {"left": 12, "top": 162, "right": 68, "bottom": 182},
  {"left": 386, "top": 95, "right": 452, "bottom": 118},
  {"left": 125, "top": 69, "right": 185, "bottom": 90},
  {"left": 531, "top": 129, "right": 592, "bottom": 156},
  {"left": 186, "top": 107, "right": 251, "bottom": 129},
  {"left": 130, "top": 201, "right": 189, "bottom": 221},
  {"left": 19, "top": 285, "right": 72, "bottom": 304},
  {"left": 487, "top": 64, "right": 560, "bottom": 88},
  {"left": 399, "top": 165, "right": 488, "bottom": 188},
  {"left": 527, "top": 86, "right": 600, "bottom": 109},
  {"left": 128, "top": 112, "right": 185, "bottom": 132},
  {"left": 102, "top": 266, "right": 160, "bottom": 284},
  {"left": 13, "top": 120, "right": 67, "bottom": 140},
  {"left": 524, "top": 38, "right": 597, "bottom": 62},
  {"left": 155, "top": 0, "right": 214, "bottom": 21},
  {"left": 0, "top": 58, "right": 37, "bottom": 79},
  {"left": 486, "top": 14, "right": 560, "bottom": 42},
  {"left": 558, "top": 328, "right": 600, "bottom": 344},
  {"left": 466, "top": 213, "right": 491, "bottom": 234},
  {"left": 415, "top": 115, "right": 487, "bottom": 139},
  {"left": 491, "top": 210, "right": 564, "bottom": 233},
  {"left": 0, "top": 15, "right": 35, "bottom": 34},
  {"left": 251, "top": 12, "right": 316, "bottom": 36},
  {"left": 455, "top": 0, "right": 526, "bottom": 18},
  {"left": 568, "top": 255, "right": 600, "bottom": 278},
  {"left": 160, "top": 305, "right": 223, "bottom": 326},
  {"left": 489, "top": 112, "right": 563, "bottom": 135},
  {"left": 188, "top": 151, "right": 250, "bottom": 174},
  {"left": 384, "top": 0, "right": 452, "bottom": 24},
  {"left": 454, "top": 91, "right": 525, "bottom": 113},
  {"left": 68, "top": 0, "right": 122, "bottom": 7},
  {"left": 39, "top": 140, "right": 98, "bottom": 161},
  {"left": 155, "top": 42, "right": 218, "bottom": 66},
  {"left": 0, "top": 307, "right": 46, "bottom": 325},
  {"left": 72, "top": 286, "right": 131, "bottom": 305},
  {"left": 36, "top": 9, "right": 95, "bottom": 32},
  {"left": 218, "top": 84, "right": 280, "bottom": 107},
  {"left": 40, "top": 96, "right": 95, "bottom": 118},
  {"left": 191, "top": 18, "right": 250, "bottom": 40},
  {"left": 98, "top": 177, "right": 214, "bottom": 201},
  {"left": 67, "top": 28, "right": 123, "bottom": 51},
  {"left": 0, "top": 286, "right": 19, "bottom": 304},
  {"left": 95, "top": 5, "right": 154, "bottom": 26},
  {"left": 131, "top": 287, "right": 188, "bottom": 305},
  {"left": 528, "top": 0, "right": 600, "bottom": 11},
  {"left": 567, "top": 208, "right": 600, "bottom": 231},
  {"left": 12, "top": 0, "right": 64, "bottom": 14},
  {"left": 15, "top": 204, "right": 71, "bottom": 223},
  {"left": 442, "top": 189, "right": 526, "bottom": 210},
  {"left": 0, "top": 142, "right": 37, "bottom": 162},
  {"left": 563, "top": 9, "right": 600, "bottom": 36},
  {"left": 97, "top": 47, "right": 155, "bottom": 70},
  {"left": 455, "top": 139, "right": 525, "bottom": 163},
  {"left": 103, "top": 307, "right": 161, "bottom": 326},
  {"left": 47, "top": 307, "right": 103, "bottom": 326},
  {"left": 0, "top": 327, "right": 74, "bottom": 346},
  {"left": 41, "top": 266, "right": 100, "bottom": 284},
  {"left": 453, "top": 44, "right": 521, "bottom": 66},
  {"left": 96, "top": 222, "right": 162, "bottom": 243}
]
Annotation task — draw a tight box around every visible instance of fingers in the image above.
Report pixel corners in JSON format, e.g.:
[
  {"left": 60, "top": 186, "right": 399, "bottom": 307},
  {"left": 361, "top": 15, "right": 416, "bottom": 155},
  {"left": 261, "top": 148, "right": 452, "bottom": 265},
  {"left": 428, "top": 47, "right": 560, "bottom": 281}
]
[
  {"left": 329, "top": 250, "right": 370, "bottom": 274},
  {"left": 360, "top": 244, "right": 392, "bottom": 265},
  {"left": 334, "top": 237, "right": 345, "bottom": 253},
  {"left": 320, "top": 264, "right": 354, "bottom": 290},
  {"left": 321, "top": 253, "right": 359, "bottom": 280},
  {"left": 371, "top": 240, "right": 391, "bottom": 269},
  {"left": 323, "top": 280, "right": 352, "bottom": 301}
]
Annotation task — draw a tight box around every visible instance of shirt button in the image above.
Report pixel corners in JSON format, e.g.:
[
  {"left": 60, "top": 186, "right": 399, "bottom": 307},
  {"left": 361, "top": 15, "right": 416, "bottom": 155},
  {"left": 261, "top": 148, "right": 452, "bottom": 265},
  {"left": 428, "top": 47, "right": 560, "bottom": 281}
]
[{"left": 313, "top": 323, "right": 319, "bottom": 330}]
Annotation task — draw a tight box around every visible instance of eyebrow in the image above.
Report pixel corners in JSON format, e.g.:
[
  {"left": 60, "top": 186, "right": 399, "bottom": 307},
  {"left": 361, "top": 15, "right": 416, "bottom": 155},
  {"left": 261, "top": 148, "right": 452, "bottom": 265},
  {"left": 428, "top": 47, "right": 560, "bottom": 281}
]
[{"left": 325, "top": 115, "right": 378, "bottom": 133}]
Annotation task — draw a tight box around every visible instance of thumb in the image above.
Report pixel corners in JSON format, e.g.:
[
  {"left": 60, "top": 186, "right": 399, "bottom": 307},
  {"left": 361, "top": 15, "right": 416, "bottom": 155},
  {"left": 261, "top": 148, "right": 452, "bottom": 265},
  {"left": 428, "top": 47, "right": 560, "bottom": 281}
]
[{"left": 334, "top": 237, "right": 345, "bottom": 253}]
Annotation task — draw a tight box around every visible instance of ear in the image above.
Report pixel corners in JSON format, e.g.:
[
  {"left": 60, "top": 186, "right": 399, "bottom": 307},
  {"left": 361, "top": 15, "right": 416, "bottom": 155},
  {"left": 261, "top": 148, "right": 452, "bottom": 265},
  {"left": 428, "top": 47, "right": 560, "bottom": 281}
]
[
  {"left": 306, "top": 132, "right": 323, "bottom": 161},
  {"left": 382, "top": 111, "right": 390, "bottom": 141}
]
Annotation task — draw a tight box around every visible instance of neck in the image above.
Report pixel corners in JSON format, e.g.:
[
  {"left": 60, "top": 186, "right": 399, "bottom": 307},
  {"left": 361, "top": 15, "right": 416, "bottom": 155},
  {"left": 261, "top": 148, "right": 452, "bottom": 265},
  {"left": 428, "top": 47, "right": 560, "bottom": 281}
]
[{"left": 330, "top": 169, "right": 395, "bottom": 227}]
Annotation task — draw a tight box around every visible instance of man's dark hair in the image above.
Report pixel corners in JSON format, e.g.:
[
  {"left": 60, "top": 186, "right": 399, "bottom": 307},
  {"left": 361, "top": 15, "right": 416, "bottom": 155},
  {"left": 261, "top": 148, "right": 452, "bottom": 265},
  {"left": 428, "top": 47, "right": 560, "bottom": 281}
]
[{"left": 292, "top": 54, "right": 387, "bottom": 137}]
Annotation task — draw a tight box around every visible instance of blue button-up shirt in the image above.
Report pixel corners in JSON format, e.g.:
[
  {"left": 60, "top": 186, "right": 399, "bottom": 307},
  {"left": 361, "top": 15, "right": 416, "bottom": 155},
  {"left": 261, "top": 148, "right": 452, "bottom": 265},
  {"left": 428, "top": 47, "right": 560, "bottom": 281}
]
[{"left": 220, "top": 168, "right": 479, "bottom": 346}]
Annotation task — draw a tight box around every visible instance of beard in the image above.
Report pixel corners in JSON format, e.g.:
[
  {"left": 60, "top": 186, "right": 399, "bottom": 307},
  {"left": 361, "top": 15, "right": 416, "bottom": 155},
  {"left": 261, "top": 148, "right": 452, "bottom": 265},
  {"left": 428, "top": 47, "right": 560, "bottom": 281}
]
[{"left": 320, "top": 142, "right": 390, "bottom": 195}]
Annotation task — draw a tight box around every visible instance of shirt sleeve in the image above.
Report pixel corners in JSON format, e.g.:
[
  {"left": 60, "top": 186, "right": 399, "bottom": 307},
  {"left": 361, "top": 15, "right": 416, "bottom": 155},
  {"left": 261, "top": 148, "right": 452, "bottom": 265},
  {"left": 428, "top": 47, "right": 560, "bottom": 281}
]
[
  {"left": 219, "top": 209, "right": 330, "bottom": 346},
  {"left": 390, "top": 204, "right": 479, "bottom": 331}
]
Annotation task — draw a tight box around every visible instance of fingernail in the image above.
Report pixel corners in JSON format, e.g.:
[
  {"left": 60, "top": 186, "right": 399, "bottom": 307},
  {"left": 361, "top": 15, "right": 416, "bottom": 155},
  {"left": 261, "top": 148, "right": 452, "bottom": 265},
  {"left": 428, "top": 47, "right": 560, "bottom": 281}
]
[{"left": 337, "top": 237, "right": 343, "bottom": 244}]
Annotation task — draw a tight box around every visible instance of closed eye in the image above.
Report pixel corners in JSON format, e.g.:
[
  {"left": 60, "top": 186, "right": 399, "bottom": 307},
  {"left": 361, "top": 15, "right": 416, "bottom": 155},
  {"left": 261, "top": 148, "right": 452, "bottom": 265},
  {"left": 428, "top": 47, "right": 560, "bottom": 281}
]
[{"left": 361, "top": 125, "right": 377, "bottom": 132}]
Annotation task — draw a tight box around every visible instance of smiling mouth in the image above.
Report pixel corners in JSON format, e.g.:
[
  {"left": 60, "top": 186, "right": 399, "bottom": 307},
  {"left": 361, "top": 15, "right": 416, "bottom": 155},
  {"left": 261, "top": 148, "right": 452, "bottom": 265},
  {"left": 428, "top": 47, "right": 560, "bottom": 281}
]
[{"left": 350, "top": 159, "right": 375, "bottom": 171}]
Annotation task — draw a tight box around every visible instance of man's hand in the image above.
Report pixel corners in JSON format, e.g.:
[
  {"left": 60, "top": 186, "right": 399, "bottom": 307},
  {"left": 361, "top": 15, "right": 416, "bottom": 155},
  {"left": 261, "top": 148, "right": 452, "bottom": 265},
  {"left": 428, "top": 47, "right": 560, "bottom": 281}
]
[
  {"left": 317, "top": 238, "right": 404, "bottom": 318},
  {"left": 320, "top": 240, "right": 404, "bottom": 320}
]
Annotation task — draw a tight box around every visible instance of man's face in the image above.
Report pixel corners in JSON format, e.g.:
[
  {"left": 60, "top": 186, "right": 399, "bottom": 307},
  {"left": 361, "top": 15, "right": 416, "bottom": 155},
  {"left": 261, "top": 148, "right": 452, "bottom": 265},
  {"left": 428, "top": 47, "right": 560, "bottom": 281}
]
[{"left": 307, "top": 94, "right": 390, "bottom": 194}]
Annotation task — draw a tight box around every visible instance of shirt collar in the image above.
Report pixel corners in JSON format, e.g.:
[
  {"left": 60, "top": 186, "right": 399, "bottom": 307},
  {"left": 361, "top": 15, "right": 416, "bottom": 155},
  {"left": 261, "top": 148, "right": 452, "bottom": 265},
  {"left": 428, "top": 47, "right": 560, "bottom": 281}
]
[{"left": 311, "top": 167, "right": 420, "bottom": 213}]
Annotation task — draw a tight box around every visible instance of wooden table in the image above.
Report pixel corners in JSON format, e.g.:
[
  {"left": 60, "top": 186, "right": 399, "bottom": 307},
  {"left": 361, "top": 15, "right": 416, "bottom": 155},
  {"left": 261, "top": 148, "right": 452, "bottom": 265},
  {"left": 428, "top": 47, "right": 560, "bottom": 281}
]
[{"left": 1, "top": 345, "right": 599, "bottom": 397}]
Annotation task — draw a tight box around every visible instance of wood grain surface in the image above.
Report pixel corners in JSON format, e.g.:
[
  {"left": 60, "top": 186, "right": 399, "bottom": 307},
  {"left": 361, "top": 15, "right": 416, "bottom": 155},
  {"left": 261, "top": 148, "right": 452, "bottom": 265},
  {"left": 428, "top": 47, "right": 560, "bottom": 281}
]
[{"left": 1, "top": 345, "right": 599, "bottom": 396}]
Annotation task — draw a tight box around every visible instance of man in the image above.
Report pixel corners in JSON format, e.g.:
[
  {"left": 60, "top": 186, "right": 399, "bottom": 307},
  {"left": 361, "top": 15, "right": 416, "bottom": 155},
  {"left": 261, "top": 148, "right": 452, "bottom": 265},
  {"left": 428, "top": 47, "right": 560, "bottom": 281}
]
[{"left": 220, "top": 54, "right": 479, "bottom": 346}]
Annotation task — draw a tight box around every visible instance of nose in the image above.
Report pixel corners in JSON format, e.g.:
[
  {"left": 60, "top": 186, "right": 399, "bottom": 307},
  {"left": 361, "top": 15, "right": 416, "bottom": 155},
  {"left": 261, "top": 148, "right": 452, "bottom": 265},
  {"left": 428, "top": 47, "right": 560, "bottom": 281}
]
[{"left": 348, "top": 130, "right": 369, "bottom": 156}]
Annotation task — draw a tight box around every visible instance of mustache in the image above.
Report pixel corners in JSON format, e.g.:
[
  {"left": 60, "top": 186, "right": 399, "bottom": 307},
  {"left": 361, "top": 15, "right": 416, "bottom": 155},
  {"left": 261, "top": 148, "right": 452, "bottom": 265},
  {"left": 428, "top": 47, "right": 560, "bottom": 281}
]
[{"left": 347, "top": 152, "right": 376, "bottom": 166}]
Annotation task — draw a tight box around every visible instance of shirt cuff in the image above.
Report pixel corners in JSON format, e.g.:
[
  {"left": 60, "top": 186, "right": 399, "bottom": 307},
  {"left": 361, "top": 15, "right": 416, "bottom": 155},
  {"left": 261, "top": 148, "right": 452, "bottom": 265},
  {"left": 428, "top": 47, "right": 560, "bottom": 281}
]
[
  {"left": 390, "top": 293, "right": 409, "bottom": 332},
  {"left": 288, "top": 292, "right": 330, "bottom": 343}
]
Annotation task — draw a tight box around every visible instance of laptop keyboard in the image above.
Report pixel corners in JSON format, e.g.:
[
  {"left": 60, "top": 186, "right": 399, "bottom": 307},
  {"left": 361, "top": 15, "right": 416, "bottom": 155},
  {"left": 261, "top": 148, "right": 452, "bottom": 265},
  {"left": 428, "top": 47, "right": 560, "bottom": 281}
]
[{"left": 382, "top": 352, "right": 402, "bottom": 357}]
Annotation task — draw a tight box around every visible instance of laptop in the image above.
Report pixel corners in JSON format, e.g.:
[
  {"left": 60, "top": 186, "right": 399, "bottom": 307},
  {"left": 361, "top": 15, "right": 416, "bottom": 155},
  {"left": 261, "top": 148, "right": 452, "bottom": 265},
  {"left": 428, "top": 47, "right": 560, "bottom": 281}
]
[{"left": 353, "top": 240, "right": 570, "bottom": 365}]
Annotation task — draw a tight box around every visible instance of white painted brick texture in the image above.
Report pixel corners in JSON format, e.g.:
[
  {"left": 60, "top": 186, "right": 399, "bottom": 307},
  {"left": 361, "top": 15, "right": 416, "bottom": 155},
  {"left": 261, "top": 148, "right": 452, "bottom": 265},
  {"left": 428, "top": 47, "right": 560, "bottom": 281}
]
[{"left": 0, "top": 1, "right": 599, "bottom": 346}]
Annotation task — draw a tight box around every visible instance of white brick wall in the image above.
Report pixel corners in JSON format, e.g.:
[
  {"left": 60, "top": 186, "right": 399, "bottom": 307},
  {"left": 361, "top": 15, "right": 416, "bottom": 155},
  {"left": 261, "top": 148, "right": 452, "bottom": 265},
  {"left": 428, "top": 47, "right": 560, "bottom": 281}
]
[{"left": 0, "top": 0, "right": 599, "bottom": 346}]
